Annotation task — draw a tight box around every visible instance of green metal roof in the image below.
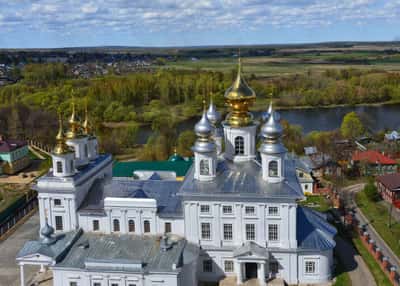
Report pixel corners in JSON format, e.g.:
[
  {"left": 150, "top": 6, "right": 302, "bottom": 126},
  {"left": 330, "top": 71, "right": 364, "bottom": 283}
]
[{"left": 113, "top": 159, "right": 193, "bottom": 177}]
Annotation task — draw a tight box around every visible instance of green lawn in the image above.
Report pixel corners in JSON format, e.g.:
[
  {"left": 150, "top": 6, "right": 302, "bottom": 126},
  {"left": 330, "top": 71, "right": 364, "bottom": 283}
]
[
  {"left": 333, "top": 255, "right": 352, "bottom": 286},
  {"left": 352, "top": 236, "right": 392, "bottom": 286},
  {"left": 355, "top": 190, "right": 400, "bottom": 259},
  {"left": 0, "top": 185, "right": 26, "bottom": 213},
  {"left": 299, "top": 195, "right": 332, "bottom": 212}
]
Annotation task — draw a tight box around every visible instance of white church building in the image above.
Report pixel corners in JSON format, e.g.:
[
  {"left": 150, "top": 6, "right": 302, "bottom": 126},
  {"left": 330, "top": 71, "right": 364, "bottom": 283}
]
[{"left": 16, "top": 60, "right": 336, "bottom": 286}]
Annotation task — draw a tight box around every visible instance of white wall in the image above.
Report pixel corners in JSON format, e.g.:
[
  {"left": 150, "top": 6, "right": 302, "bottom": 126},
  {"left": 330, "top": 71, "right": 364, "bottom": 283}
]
[
  {"left": 183, "top": 200, "right": 297, "bottom": 249},
  {"left": 298, "top": 250, "right": 333, "bottom": 284}
]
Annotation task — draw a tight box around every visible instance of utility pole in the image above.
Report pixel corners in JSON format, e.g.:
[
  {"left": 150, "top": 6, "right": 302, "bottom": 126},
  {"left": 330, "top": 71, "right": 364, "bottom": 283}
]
[{"left": 388, "top": 193, "right": 393, "bottom": 229}]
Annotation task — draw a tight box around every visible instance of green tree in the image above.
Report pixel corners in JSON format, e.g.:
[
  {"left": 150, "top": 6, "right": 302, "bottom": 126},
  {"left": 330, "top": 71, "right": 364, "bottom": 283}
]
[
  {"left": 340, "top": 111, "right": 365, "bottom": 139},
  {"left": 364, "top": 178, "right": 380, "bottom": 202},
  {"left": 177, "top": 130, "right": 196, "bottom": 157}
]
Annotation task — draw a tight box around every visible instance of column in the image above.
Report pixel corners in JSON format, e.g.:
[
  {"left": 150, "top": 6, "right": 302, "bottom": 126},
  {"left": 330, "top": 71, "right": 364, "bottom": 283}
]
[
  {"left": 20, "top": 264, "right": 25, "bottom": 286},
  {"left": 236, "top": 262, "right": 242, "bottom": 285},
  {"left": 260, "top": 263, "right": 266, "bottom": 286}
]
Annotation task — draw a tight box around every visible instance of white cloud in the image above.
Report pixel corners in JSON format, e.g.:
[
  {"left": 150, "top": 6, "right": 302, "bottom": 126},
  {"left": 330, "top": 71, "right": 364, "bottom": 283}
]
[{"left": 0, "top": 0, "right": 398, "bottom": 36}]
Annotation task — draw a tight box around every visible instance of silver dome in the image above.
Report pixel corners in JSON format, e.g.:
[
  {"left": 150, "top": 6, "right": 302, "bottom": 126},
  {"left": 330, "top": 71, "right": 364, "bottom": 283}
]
[
  {"left": 195, "top": 111, "right": 213, "bottom": 138},
  {"left": 192, "top": 140, "right": 216, "bottom": 153},
  {"left": 261, "top": 101, "right": 281, "bottom": 122},
  {"left": 260, "top": 109, "right": 283, "bottom": 141},
  {"left": 206, "top": 99, "right": 221, "bottom": 126},
  {"left": 40, "top": 220, "right": 56, "bottom": 245}
]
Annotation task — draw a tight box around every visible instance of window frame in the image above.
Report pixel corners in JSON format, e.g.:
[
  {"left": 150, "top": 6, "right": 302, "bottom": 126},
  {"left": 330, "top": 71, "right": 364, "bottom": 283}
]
[
  {"left": 143, "top": 220, "right": 151, "bottom": 233},
  {"left": 201, "top": 222, "right": 211, "bottom": 240},
  {"left": 222, "top": 205, "right": 233, "bottom": 215},
  {"left": 92, "top": 220, "right": 99, "bottom": 231},
  {"left": 245, "top": 206, "right": 256, "bottom": 215},
  {"left": 128, "top": 219, "right": 135, "bottom": 233},
  {"left": 268, "top": 224, "right": 279, "bottom": 241},
  {"left": 223, "top": 223, "right": 233, "bottom": 241},
  {"left": 268, "top": 206, "right": 279, "bottom": 216},
  {"left": 199, "top": 159, "right": 210, "bottom": 176},
  {"left": 113, "top": 219, "right": 120, "bottom": 232},
  {"left": 245, "top": 223, "right": 256, "bottom": 241},
  {"left": 269, "top": 160, "right": 279, "bottom": 177},
  {"left": 55, "top": 215, "right": 63, "bottom": 231},
  {"left": 200, "top": 204, "right": 210, "bottom": 214},
  {"left": 56, "top": 161, "right": 63, "bottom": 173},
  {"left": 165, "top": 222, "right": 172, "bottom": 233},
  {"left": 53, "top": 199, "right": 62, "bottom": 206},
  {"left": 234, "top": 136, "right": 245, "bottom": 155},
  {"left": 224, "top": 260, "right": 234, "bottom": 273},
  {"left": 305, "top": 261, "right": 316, "bottom": 274},
  {"left": 203, "top": 259, "right": 213, "bottom": 273}
]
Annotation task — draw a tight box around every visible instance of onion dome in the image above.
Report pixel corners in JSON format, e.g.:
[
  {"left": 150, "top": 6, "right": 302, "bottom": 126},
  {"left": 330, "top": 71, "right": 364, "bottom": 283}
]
[
  {"left": 195, "top": 110, "right": 213, "bottom": 140},
  {"left": 66, "top": 101, "right": 82, "bottom": 139},
  {"left": 192, "top": 103, "right": 216, "bottom": 153},
  {"left": 259, "top": 105, "right": 287, "bottom": 154},
  {"left": 40, "top": 220, "right": 56, "bottom": 245},
  {"left": 206, "top": 98, "right": 221, "bottom": 126},
  {"left": 53, "top": 114, "right": 73, "bottom": 155},
  {"left": 224, "top": 58, "right": 256, "bottom": 127},
  {"left": 261, "top": 101, "right": 281, "bottom": 122},
  {"left": 82, "top": 101, "right": 93, "bottom": 136}
]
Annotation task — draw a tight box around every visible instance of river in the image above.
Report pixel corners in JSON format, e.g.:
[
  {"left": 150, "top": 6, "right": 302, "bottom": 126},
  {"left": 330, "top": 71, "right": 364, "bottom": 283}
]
[{"left": 136, "top": 104, "right": 400, "bottom": 144}]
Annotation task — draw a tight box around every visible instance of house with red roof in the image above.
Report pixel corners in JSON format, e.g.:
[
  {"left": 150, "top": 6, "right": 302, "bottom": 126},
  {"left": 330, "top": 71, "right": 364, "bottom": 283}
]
[
  {"left": 0, "top": 135, "right": 31, "bottom": 175},
  {"left": 376, "top": 173, "right": 400, "bottom": 209},
  {"left": 351, "top": 150, "right": 397, "bottom": 176}
]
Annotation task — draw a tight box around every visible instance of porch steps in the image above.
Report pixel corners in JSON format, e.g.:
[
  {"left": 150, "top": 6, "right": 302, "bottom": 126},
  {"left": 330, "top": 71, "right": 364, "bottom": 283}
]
[{"left": 219, "top": 276, "right": 285, "bottom": 286}]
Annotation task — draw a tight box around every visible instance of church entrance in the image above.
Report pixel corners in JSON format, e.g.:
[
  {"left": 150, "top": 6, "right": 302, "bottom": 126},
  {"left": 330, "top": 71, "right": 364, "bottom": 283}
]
[{"left": 245, "top": 262, "right": 258, "bottom": 280}]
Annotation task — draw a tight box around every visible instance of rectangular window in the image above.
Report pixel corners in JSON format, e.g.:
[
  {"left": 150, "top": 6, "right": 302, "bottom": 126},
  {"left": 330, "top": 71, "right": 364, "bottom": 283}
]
[
  {"left": 92, "top": 220, "right": 99, "bottom": 231},
  {"left": 69, "top": 282, "right": 77, "bottom": 286},
  {"left": 245, "top": 206, "right": 255, "bottom": 215},
  {"left": 165, "top": 222, "right": 172, "bottom": 233},
  {"left": 224, "top": 260, "right": 234, "bottom": 272},
  {"left": 200, "top": 205, "right": 210, "bottom": 213},
  {"left": 54, "top": 199, "right": 62, "bottom": 206},
  {"left": 93, "top": 283, "right": 101, "bottom": 286},
  {"left": 223, "top": 224, "right": 233, "bottom": 240},
  {"left": 305, "top": 261, "right": 316, "bottom": 274},
  {"left": 268, "top": 206, "right": 279, "bottom": 216},
  {"left": 56, "top": 161, "right": 63, "bottom": 173},
  {"left": 268, "top": 224, "right": 279, "bottom": 241},
  {"left": 222, "top": 205, "right": 232, "bottom": 214},
  {"left": 246, "top": 224, "right": 255, "bottom": 241},
  {"left": 203, "top": 260, "right": 213, "bottom": 272},
  {"left": 201, "top": 222, "right": 211, "bottom": 240},
  {"left": 55, "top": 216, "right": 63, "bottom": 231}
]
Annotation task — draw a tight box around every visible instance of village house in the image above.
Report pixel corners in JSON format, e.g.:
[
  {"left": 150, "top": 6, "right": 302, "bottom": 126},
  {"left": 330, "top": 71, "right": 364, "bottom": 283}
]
[
  {"left": 376, "top": 173, "right": 400, "bottom": 209},
  {"left": 351, "top": 150, "right": 397, "bottom": 176},
  {"left": 0, "top": 136, "right": 31, "bottom": 175}
]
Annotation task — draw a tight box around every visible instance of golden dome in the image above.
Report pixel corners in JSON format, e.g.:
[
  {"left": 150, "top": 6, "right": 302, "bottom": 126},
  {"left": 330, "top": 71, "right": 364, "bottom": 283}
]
[
  {"left": 66, "top": 99, "right": 85, "bottom": 139},
  {"left": 82, "top": 101, "right": 91, "bottom": 135},
  {"left": 53, "top": 114, "right": 73, "bottom": 155},
  {"left": 224, "top": 58, "right": 256, "bottom": 127},
  {"left": 224, "top": 58, "right": 256, "bottom": 100}
]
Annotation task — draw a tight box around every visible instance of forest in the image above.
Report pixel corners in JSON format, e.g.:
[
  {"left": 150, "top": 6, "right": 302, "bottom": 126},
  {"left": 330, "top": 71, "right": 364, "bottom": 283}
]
[{"left": 1, "top": 62, "right": 400, "bottom": 159}]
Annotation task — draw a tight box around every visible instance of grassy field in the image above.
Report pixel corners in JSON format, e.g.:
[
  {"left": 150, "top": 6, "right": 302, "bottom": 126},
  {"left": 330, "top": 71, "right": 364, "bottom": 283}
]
[
  {"left": 299, "top": 195, "right": 332, "bottom": 212},
  {"left": 0, "top": 184, "right": 27, "bottom": 213},
  {"left": 163, "top": 54, "right": 400, "bottom": 77},
  {"left": 333, "top": 258, "right": 352, "bottom": 286},
  {"left": 355, "top": 190, "right": 400, "bottom": 259}
]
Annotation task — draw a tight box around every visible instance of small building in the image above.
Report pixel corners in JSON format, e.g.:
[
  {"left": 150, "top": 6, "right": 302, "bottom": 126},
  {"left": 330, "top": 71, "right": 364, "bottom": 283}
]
[
  {"left": 113, "top": 155, "right": 193, "bottom": 181},
  {"left": 0, "top": 136, "right": 31, "bottom": 175},
  {"left": 385, "top": 131, "right": 400, "bottom": 142},
  {"left": 288, "top": 153, "right": 315, "bottom": 194},
  {"left": 351, "top": 150, "right": 397, "bottom": 176},
  {"left": 376, "top": 173, "right": 400, "bottom": 209}
]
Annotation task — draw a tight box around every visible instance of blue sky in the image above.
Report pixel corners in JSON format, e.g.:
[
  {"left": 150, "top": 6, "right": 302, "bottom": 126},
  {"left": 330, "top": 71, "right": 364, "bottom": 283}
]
[{"left": 0, "top": 0, "right": 399, "bottom": 48}]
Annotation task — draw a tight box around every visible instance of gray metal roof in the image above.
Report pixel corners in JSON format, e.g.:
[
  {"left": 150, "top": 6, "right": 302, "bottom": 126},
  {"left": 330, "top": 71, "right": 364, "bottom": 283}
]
[
  {"left": 297, "top": 207, "right": 337, "bottom": 251},
  {"left": 78, "top": 178, "right": 183, "bottom": 217},
  {"left": 179, "top": 159, "right": 304, "bottom": 200},
  {"left": 55, "top": 233, "right": 198, "bottom": 273},
  {"left": 233, "top": 241, "right": 269, "bottom": 258},
  {"left": 16, "top": 229, "right": 82, "bottom": 262}
]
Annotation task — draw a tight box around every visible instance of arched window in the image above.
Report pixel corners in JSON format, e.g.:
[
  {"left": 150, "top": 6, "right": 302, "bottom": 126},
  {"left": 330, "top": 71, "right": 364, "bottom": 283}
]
[
  {"left": 128, "top": 220, "right": 135, "bottom": 232},
  {"left": 144, "top": 220, "right": 151, "bottom": 233},
  {"left": 113, "top": 219, "right": 120, "bottom": 232},
  {"left": 84, "top": 144, "right": 88, "bottom": 157},
  {"left": 200, "top": 159, "right": 210, "bottom": 175},
  {"left": 56, "top": 161, "right": 63, "bottom": 173},
  {"left": 70, "top": 160, "right": 74, "bottom": 172},
  {"left": 269, "top": 161, "right": 278, "bottom": 177},
  {"left": 234, "top": 136, "right": 244, "bottom": 155}
]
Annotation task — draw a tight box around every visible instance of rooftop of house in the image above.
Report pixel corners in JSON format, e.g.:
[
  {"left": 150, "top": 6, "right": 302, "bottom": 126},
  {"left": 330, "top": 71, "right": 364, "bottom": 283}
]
[
  {"left": 352, "top": 150, "right": 397, "bottom": 165},
  {"left": 113, "top": 159, "right": 193, "bottom": 178},
  {"left": 376, "top": 173, "right": 400, "bottom": 191},
  {"left": 179, "top": 158, "right": 304, "bottom": 200},
  {"left": 0, "top": 137, "right": 27, "bottom": 153},
  {"left": 54, "top": 233, "right": 198, "bottom": 273},
  {"left": 78, "top": 177, "right": 183, "bottom": 217}
]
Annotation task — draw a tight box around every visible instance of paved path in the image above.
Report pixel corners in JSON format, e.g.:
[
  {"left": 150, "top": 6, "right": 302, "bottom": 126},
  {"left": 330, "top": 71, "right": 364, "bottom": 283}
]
[
  {"left": 335, "top": 236, "right": 376, "bottom": 286},
  {"left": 0, "top": 212, "right": 40, "bottom": 286}
]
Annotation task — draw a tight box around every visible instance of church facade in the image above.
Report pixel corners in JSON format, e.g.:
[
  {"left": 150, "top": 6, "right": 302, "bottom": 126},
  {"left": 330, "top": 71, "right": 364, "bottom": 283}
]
[{"left": 16, "top": 60, "right": 336, "bottom": 286}]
